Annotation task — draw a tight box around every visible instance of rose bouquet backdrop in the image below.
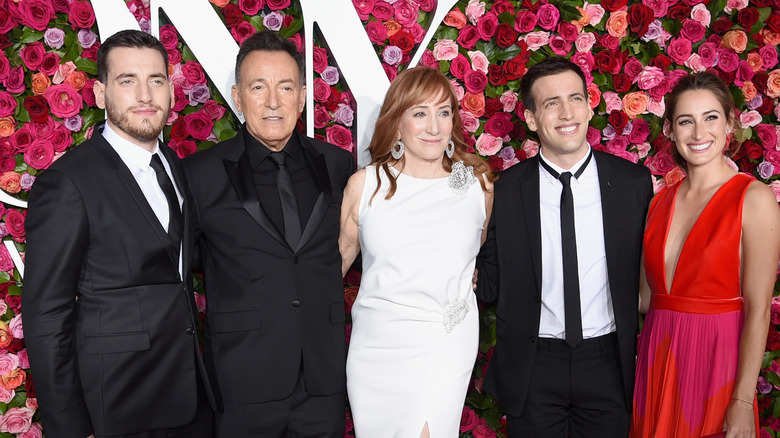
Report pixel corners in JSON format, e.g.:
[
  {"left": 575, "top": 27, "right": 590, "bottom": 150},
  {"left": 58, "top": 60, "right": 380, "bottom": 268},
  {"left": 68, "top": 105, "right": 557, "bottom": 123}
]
[{"left": 1, "top": 0, "right": 779, "bottom": 436}]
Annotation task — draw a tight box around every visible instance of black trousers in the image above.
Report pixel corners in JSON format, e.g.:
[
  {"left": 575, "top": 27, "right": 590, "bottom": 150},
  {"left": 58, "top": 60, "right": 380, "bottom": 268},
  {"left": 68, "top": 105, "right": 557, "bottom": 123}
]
[
  {"left": 216, "top": 368, "right": 345, "bottom": 438},
  {"left": 507, "top": 333, "right": 630, "bottom": 438}
]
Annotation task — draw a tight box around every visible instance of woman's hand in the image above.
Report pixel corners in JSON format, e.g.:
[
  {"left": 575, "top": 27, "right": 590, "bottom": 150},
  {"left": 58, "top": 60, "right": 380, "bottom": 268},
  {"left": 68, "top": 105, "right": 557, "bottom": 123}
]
[{"left": 723, "top": 398, "right": 755, "bottom": 438}]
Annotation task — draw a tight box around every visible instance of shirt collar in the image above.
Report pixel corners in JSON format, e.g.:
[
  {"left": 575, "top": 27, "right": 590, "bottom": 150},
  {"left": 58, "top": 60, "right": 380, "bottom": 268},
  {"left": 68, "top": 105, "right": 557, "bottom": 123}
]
[
  {"left": 244, "top": 125, "right": 303, "bottom": 168},
  {"left": 102, "top": 122, "right": 159, "bottom": 172},
  {"left": 538, "top": 144, "right": 593, "bottom": 182}
]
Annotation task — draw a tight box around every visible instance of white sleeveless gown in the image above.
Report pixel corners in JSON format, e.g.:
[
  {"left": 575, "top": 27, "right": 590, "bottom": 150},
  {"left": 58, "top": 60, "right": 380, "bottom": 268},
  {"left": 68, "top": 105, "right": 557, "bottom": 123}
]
[{"left": 346, "top": 165, "right": 485, "bottom": 437}]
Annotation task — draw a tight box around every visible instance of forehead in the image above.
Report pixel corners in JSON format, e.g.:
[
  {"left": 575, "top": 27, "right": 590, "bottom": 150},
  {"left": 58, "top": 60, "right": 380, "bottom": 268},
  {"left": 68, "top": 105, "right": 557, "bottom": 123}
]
[
  {"left": 673, "top": 89, "right": 724, "bottom": 116},
  {"left": 408, "top": 89, "right": 450, "bottom": 109},
  {"left": 105, "top": 47, "right": 167, "bottom": 76},
  {"left": 530, "top": 70, "right": 585, "bottom": 104},
  {"left": 239, "top": 50, "right": 300, "bottom": 83}
]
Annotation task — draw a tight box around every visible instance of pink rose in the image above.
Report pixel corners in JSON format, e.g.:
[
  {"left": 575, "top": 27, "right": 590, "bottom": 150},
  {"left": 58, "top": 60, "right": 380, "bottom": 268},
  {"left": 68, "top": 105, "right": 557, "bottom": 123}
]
[
  {"left": 170, "top": 139, "right": 196, "bottom": 159},
  {"left": 457, "top": 26, "right": 479, "bottom": 50},
  {"left": 523, "top": 139, "right": 540, "bottom": 158},
  {"left": 642, "top": 0, "right": 668, "bottom": 18},
  {"left": 680, "top": 19, "right": 706, "bottom": 43},
  {"left": 230, "top": 21, "right": 256, "bottom": 44},
  {"left": 583, "top": 3, "right": 606, "bottom": 25},
  {"left": 238, "top": 0, "right": 264, "bottom": 15},
  {"left": 647, "top": 97, "right": 665, "bottom": 117},
  {"left": 0, "top": 385, "right": 12, "bottom": 404},
  {"left": 365, "top": 20, "right": 387, "bottom": 44},
  {"left": 648, "top": 77, "right": 671, "bottom": 101},
  {"left": 690, "top": 4, "right": 711, "bottom": 27},
  {"left": 722, "top": 30, "right": 748, "bottom": 54},
  {"left": 0, "top": 407, "right": 34, "bottom": 434},
  {"left": 725, "top": 0, "right": 748, "bottom": 13},
  {"left": 43, "top": 84, "right": 83, "bottom": 118},
  {"left": 433, "top": 39, "right": 458, "bottom": 61},
  {"left": 472, "top": 418, "right": 497, "bottom": 438},
  {"left": 622, "top": 92, "right": 649, "bottom": 119},
  {"left": 24, "top": 139, "right": 54, "bottom": 170},
  {"left": 0, "top": 353, "right": 19, "bottom": 375},
  {"left": 53, "top": 61, "right": 77, "bottom": 85},
  {"left": 460, "top": 110, "right": 479, "bottom": 133},
  {"left": 353, "top": 0, "right": 374, "bottom": 19},
  {"left": 449, "top": 55, "right": 471, "bottom": 80},
  {"left": 464, "top": 70, "right": 487, "bottom": 93},
  {"left": 634, "top": 66, "right": 665, "bottom": 90},
  {"left": 18, "top": 423, "right": 42, "bottom": 438},
  {"left": 484, "top": 113, "right": 514, "bottom": 138},
  {"left": 460, "top": 406, "right": 478, "bottom": 432},
  {"left": 201, "top": 100, "right": 226, "bottom": 121},
  {"left": 667, "top": 37, "right": 692, "bottom": 65},
  {"left": 313, "top": 105, "right": 331, "bottom": 129},
  {"left": 558, "top": 22, "right": 579, "bottom": 44},
  {"left": 760, "top": 45, "right": 779, "bottom": 70},
  {"left": 444, "top": 9, "right": 467, "bottom": 29},
  {"left": 575, "top": 32, "right": 596, "bottom": 52},
  {"left": 644, "top": 148, "right": 675, "bottom": 175},
  {"left": 587, "top": 83, "right": 601, "bottom": 109},
  {"left": 500, "top": 91, "right": 518, "bottom": 113},
  {"left": 548, "top": 35, "right": 572, "bottom": 56},
  {"left": 0, "top": 92, "right": 16, "bottom": 118},
  {"left": 3, "top": 66, "right": 24, "bottom": 94},
  {"left": 476, "top": 12, "right": 498, "bottom": 40},
  {"left": 768, "top": 70, "right": 780, "bottom": 98},
  {"left": 476, "top": 133, "right": 503, "bottom": 156},
  {"left": 159, "top": 24, "right": 178, "bottom": 50},
  {"left": 393, "top": 0, "right": 419, "bottom": 27},
  {"left": 698, "top": 42, "right": 718, "bottom": 67},
  {"left": 603, "top": 91, "right": 623, "bottom": 113},
  {"left": 371, "top": 1, "right": 393, "bottom": 20},
  {"left": 624, "top": 58, "right": 644, "bottom": 81},
  {"left": 312, "top": 78, "right": 331, "bottom": 103},
  {"left": 181, "top": 62, "right": 206, "bottom": 85},
  {"left": 514, "top": 10, "right": 537, "bottom": 33},
  {"left": 570, "top": 52, "right": 595, "bottom": 73},
  {"left": 183, "top": 111, "right": 214, "bottom": 141},
  {"left": 628, "top": 118, "right": 651, "bottom": 144},
  {"left": 465, "top": 0, "right": 486, "bottom": 25},
  {"left": 325, "top": 124, "right": 353, "bottom": 151},
  {"left": 740, "top": 110, "right": 762, "bottom": 127},
  {"left": 769, "top": 181, "right": 780, "bottom": 202},
  {"left": 50, "top": 124, "right": 72, "bottom": 152},
  {"left": 524, "top": 31, "right": 550, "bottom": 51},
  {"left": 265, "top": 0, "right": 289, "bottom": 10},
  {"left": 757, "top": 124, "right": 779, "bottom": 150},
  {"left": 684, "top": 54, "right": 706, "bottom": 73},
  {"left": 68, "top": 1, "right": 96, "bottom": 30},
  {"left": 536, "top": 4, "right": 560, "bottom": 30},
  {"left": 0, "top": 246, "right": 12, "bottom": 273},
  {"left": 587, "top": 127, "right": 601, "bottom": 146},
  {"left": 468, "top": 50, "right": 489, "bottom": 74},
  {"left": 20, "top": 42, "right": 45, "bottom": 71},
  {"left": 17, "top": 0, "right": 55, "bottom": 31},
  {"left": 718, "top": 48, "right": 741, "bottom": 73}
]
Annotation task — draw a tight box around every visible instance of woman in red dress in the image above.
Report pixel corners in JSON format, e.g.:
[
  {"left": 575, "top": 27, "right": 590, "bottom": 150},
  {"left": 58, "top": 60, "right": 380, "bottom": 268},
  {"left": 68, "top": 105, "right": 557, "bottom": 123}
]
[{"left": 631, "top": 72, "right": 780, "bottom": 438}]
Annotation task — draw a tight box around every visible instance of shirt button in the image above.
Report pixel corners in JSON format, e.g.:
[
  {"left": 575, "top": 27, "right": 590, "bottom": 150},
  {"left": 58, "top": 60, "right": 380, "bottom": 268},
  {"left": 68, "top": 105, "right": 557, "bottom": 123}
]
[
  {"left": 185, "top": 327, "right": 195, "bottom": 335},
  {"left": 292, "top": 299, "right": 300, "bottom": 308}
]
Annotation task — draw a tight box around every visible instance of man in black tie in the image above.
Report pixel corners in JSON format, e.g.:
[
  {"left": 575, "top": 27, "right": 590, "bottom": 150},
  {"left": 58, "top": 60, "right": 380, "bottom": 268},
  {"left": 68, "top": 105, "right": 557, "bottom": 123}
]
[
  {"left": 23, "top": 30, "right": 213, "bottom": 438},
  {"left": 183, "top": 31, "right": 355, "bottom": 437},
  {"left": 476, "top": 57, "right": 653, "bottom": 437}
]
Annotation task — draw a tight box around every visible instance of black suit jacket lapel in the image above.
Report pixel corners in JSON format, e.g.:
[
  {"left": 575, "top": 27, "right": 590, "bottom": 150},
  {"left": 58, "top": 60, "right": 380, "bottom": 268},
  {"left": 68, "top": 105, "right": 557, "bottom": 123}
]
[
  {"left": 91, "top": 132, "right": 179, "bottom": 268},
  {"left": 222, "top": 142, "right": 288, "bottom": 248},
  {"left": 594, "top": 152, "right": 621, "bottom": 296},
  {"left": 522, "top": 156, "right": 543, "bottom": 293},
  {"left": 295, "top": 134, "right": 332, "bottom": 253}
]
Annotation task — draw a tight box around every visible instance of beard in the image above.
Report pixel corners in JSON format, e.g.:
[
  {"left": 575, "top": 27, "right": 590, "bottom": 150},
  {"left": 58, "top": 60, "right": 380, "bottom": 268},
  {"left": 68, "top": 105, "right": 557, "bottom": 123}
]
[{"left": 105, "top": 99, "right": 170, "bottom": 143}]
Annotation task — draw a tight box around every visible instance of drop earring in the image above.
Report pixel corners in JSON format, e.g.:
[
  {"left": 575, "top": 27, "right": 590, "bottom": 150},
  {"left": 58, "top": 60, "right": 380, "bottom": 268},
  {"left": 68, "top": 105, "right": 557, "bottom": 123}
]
[
  {"left": 446, "top": 140, "right": 455, "bottom": 159},
  {"left": 391, "top": 140, "right": 405, "bottom": 160}
]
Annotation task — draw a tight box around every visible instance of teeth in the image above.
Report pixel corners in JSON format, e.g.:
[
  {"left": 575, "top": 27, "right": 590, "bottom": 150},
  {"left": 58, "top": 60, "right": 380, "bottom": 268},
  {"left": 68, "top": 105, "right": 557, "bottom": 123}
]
[
  {"left": 689, "top": 142, "right": 711, "bottom": 151},
  {"left": 558, "top": 125, "right": 576, "bottom": 133}
]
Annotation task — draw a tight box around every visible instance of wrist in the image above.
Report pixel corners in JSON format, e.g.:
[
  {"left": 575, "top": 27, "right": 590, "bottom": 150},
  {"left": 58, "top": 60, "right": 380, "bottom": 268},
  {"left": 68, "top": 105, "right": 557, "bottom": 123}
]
[{"left": 731, "top": 397, "right": 754, "bottom": 411}]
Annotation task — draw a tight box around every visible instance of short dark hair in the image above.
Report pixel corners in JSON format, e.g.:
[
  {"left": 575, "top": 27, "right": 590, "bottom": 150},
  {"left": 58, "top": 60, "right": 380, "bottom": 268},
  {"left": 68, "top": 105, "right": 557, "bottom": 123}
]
[
  {"left": 520, "top": 57, "right": 587, "bottom": 113},
  {"left": 664, "top": 71, "right": 737, "bottom": 170},
  {"left": 234, "top": 31, "right": 304, "bottom": 86},
  {"left": 97, "top": 29, "right": 169, "bottom": 84}
]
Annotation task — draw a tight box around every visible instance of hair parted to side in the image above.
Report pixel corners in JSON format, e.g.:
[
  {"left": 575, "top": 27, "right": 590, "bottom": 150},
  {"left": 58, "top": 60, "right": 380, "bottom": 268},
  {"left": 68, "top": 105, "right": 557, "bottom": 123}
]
[
  {"left": 97, "top": 29, "right": 169, "bottom": 84},
  {"left": 519, "top": 57, "right": 588, "bottom": 113},
  {"left": 664, "top": 71, "right": 737, "bottom": 171},
  {"left": 368, "top": 66, "right": 494, "bottom": 203},
  {"left": 234, "top": 30, "right": 304, "bottom": 86}
]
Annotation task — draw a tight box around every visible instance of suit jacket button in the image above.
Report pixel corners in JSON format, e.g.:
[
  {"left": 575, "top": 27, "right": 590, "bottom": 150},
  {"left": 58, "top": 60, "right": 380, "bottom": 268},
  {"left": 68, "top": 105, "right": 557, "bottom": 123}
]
[
  {"left": 185, "top": 327, "right": 195, "bottom": 335},
  {"left": 530, "top": 336, "right": 536, "bottom": 343},
  {"left": 292, "top": 299, "right": 300, "bottom": 308}
]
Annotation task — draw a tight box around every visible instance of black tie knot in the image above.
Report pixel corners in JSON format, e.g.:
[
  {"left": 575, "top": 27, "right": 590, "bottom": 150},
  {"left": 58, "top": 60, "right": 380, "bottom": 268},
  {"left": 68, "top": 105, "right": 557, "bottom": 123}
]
[
  {"left": 559, "top": 171, "right": 573, "bottom": 187},
  {"left": 150, "top": 154, "right": 166, "bottom": 172},
  {"left": 269, "top": 151, "right": 286, "bottom": 168}
]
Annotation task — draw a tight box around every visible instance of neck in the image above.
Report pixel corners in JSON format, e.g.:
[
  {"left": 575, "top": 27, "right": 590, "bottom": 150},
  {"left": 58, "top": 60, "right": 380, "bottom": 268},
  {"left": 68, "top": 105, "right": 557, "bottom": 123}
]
[
  {"left": 106, "top": 120, "right": 158, "bottom": 153},
  {"left": 396, "top": 157, "right": 448, "bottom": 179},
  {"left": 682, "top": 158, "right": 736, "bottom": 193},
  {"left": 540, "top": 146, "right": 589, "bottom": 171}
]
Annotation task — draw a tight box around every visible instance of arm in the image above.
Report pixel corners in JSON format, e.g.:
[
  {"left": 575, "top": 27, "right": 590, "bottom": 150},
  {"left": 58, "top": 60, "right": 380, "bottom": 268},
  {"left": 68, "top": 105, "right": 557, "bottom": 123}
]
[
  {"left": 22, "top": 170, "right": 93, "bottom": 438},
  {"left": 724, "top": 182, "right": 780, "bottom": 438},
  {"left": 480, "top": 174, "right": 494, "bottom": 245},
  {"left": 339, "top": 169, "right": 365, "bottom": 277},
  {"left": 475, "top": 211, "right": 499, "bottom": 303},
  {"left": 638, "top": 261, "right": 651, "bottom": 314}
]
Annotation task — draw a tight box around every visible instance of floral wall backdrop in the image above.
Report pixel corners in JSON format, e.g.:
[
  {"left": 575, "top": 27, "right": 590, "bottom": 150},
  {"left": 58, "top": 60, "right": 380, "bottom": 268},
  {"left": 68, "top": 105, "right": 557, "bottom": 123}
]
[{"left": 0, "top": 0, "right": 779, "bottom": 436}]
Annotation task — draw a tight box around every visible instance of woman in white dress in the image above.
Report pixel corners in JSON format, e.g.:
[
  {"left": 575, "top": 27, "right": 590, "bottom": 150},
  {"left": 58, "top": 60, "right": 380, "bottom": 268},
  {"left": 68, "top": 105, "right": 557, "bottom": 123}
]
[{"left": 339, "top": 67, "right": 494, "bottom": 438}]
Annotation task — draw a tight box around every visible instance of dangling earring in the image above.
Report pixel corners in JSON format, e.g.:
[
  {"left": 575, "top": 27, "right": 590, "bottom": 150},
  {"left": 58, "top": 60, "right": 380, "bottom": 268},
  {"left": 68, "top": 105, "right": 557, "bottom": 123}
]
[
  {"left": 669, "top": 135, "right": 675, "bottom": 142},
  {"left": 446, "top": 139, "right": 455, "bottom": 159},
  {"left": 391, "top": 140, "right": 405, "bottom": 160},
  {"left": 238, "top": 111, "right": 243, "bottom": 116}
]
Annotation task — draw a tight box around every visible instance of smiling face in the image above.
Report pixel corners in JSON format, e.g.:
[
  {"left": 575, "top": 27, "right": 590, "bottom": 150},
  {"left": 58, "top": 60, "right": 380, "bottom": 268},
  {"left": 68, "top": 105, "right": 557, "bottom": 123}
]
[
  {"left": 232, "top": 50, "right": 306, "bottom": 151},
  {"left": 524, "top": 70, "right": 592, "bottom": 168},
  {"left": 670, "top": 88, "right": 732, "bottom": 169},
  {"left": 94, "top": 47, "right": 173, "bottom": 152},
  {"left": 396, "top": 92, "right": 454, "bottom": 164}
]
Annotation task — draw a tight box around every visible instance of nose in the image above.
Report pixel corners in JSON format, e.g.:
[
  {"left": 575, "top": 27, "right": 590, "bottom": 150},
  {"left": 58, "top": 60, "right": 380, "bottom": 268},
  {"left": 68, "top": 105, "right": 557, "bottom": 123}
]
[
  {"left": 136, "top": 81, "right": 151, "bottom": 104},
  {"left": 426, "top": 115, "right": 440, "bottom": 135},
  {"left": 266, "top": 87, "right": 280, "bottom": 110},
  {"left": 559, "top": 101, "right": 573, "bottom": 120},
  {"left": 692, "top": 121, "right": 705, "bottom": 140}
]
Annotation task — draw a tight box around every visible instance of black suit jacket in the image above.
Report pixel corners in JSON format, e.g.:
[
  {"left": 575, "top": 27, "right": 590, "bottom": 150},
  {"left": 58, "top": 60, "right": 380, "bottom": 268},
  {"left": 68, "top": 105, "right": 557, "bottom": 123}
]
[
  {"left": 476, "top": 151, "right": 653, "bottom": 417},
  {"left": 182, "top": 128, "right": 355, "bottom": 407},
  {"left": 23, "top": 126, "right": 212, "bottom": 438}
]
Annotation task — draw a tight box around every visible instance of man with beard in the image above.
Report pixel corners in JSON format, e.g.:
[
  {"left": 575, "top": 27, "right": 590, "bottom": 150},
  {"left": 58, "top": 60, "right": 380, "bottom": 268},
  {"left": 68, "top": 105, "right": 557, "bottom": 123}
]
[{"left": 24, "top": 30, "right": 214, "bottom": 438}]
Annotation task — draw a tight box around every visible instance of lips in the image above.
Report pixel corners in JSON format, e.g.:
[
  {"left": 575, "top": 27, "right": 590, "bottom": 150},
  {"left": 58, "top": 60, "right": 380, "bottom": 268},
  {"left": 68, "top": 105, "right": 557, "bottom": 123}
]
[
  {"left": 556, "top": 124, "right": 578, "bottom": 134},
  {"left": 688, "top": 141, "right": 712, "bottom": 151}
]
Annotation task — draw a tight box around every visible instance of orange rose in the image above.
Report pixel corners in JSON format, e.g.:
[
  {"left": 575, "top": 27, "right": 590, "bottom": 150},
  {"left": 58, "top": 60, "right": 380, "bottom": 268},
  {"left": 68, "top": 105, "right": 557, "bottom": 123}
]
[
  {"left": 0, "top": 117, "right": 15, "bottom": 138},
  {"left": 209, "top": 0, "right": 230, "bottom": 6},
  {"left": 64, "top": 70, "right": 87, "bottom": 91},
  {"left": 605, "top": 11, "right": 628, "bottom": 38},
  {"left": 622, "top": 91, "right": 649, "bottom": 119},
  {"left": 747, "top": 53, "right": 763, "bottom": 73},
  {"left": 461, "top": 92, "right": 485, "bottom": 117},
  {"left": 575, "top": 7, "right": 590, "bottom": 30},
  {"left": 0, "top": 368, "right": 26, "bottom": 390},
  {"left": 31, "top": 72, "right": 51, "bottom": 95},
  {"left": 742, "top": 81, "right": 757, "bottom": 102},
  {"left": 664, "top": 167, "right": 686, "bottom": 186},
  {"left": 762, "top": 29, "right": 780, "bottom": 46},
  {"left": 443, "top": 9, "right": 467, "bottom": 29},
  {"left": 384, "top": 18, "right": 402, "bottom": 37},
  {"left": 0, "top": 321, "right": 11, "bottom": 349},
  {"left": 0, "top": 172, "right": 21, "bottom": 194},
  {"left": 587, "top": 83, "right": 601, "bottom": 110},
  {"left": 722, "top": 30, "right": 748, "bottom": 54},
  {"left": 766, "top": 69, "right": 780, "bottom": 98}
]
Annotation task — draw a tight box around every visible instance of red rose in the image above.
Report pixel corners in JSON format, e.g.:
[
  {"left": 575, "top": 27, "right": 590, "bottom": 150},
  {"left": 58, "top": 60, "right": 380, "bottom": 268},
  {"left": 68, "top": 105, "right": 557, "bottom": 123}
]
[
  {"left": 484, "top": 98, "right": 503, "bottom": 118},
  {"left": 598, "top": 34, "right": 620, "bottom": 51},
  {"left": 172, "top": 86, "right": 187, "bottom": 112},
  {"left": 39, "top": 52, "right": 60, "bottom": 76},
  {"left": 20, "top": 41, "right": 45, "bottom": 71},
  {"left": 43, "top": 84, "right": 83, "bottom": 118},
  {"left": 325, "top": 124, "right": 352, "bottom": 151},
  {"left": 170, "top": 139, "right": 196, "bottom": 159},
  {"left": 325, "top": 86, "right": 341, "bottom": 112},
  {"left": 477, "top": 12, "right": 498, "bottom": 40},
  {"left": 649, "top": 55, "right": 672, "bottom": 71},
  {"left": 372, "top": 1, "right": 393, "bottom": 20},
  {"left": 183, "top": 111, "right": 214, "bottom": 141},
  {"left": 487, "top": 155, "right": 503, "bottom": 173},
  {"left": 230, "top": 21, "right": 256, "bottom": 43},
  {"left": 24, "top": 96, "right": 49, "bottom": 124},
  {"left": 737, "top": 8, "right": 759, "bottom": 29},
  {"left": 457, "top": 26, "right": 480, "bottom": 50},
  {"left": 495, "top": 23, "right": 518, "bottom": 48},
  {"left": 769, "top": 13, "right": 780, "bottom": 33},
  {"left": 612, "top": 73, "right": 632, "bottom": 93},
  {"left": 17, "top": 0, "right": 55, "bottom": 31},
  {"left": 608, "top": 110, "right": 629, "bottom": 132},
  {"left": 767, "top": 330, "right": 780, "bottom": 351},
  {"left": 503, "top": 56, "right": 526, "bottom": 80},
  {"left": 595, "top": 50, "right": 620, "bottom": 75},
  {"left": 752, "top": 0, "right": 770, "bottom": 6},
  {"left": 558, "top": 22, "right": 579, "bottom": 44},
  {"left": 238, "top": 0, "right": 263, "bottom": 15},
  {"left": 282, "top": 14, "right": 294, "bottom": 28},
  {"left": 484, "top": 113, "right": 514, "bottom": 137},
  {"left": 514, "top": 148, "right": 528, "bottom": 162},
  {"left": 711, "top": 16, "right": 734, "bottom": 34},
  {"left": 487, "top": 64, "right": 507, "bottom": 86},
  {"left": 24, "top": 139, "right": 54, "bottom": 170},
  {"left": 4, "top": 209, "right": 25, "bottom": 241},
  {"left": 449, "top": 54, "right": 471, "bottom": 80},
  {"left": 601, "top": 0, "right": 628, "bottom": 12},
  {"left": 5, "top": 294, "right": 20, "bottom": 313},
  {"left": 10, "top": 128, "right": 33, "bottom": 154},
  {"left": 389, "top": 31, "right": 414, "bottom": 54},
  {"left": 742, "top": 140, "right": 763, "bottom": 160},
  {"left": 202, "top": 100, "right": 226, "bottom": 120},
  {"left": 266, "top": 0, "right": 290, "bottom": 10},
  {"left": 222, "top": 4, "right": 243, "bottom": 28},
  {"left": 629, "top": 4, "right": 653, "bottom": 37},
  {"left": 493, "top": 0, "right": 514, "bottom": 14},
  {"left": 464, "top": 70, "right": 488, "bottom": 93},
  {"left": 68, "top": 1, "right": 95, "bottom": 30},
  {"left": 667, "top": 4, "right": 691, "bottom": 20},
  {"left": 757, "top": 96, "right": 774, "bottom": 115},
  {"left": 159, "top": 24, "right": 179, "bottom": 49},
  {"left": 81, "top": 44, "right": 99, "bottom": 61},
  {"left": 514, "top": 10, "right": 537, "bottom": 33},
  {"left": 170, "top": 118, "right": 188, "bottom": 141},
  {"left": 753, "top": 71, "right": 769, "bottom": 94},
  {"left": 50, "top": 124, "right": 72, "bottom": 152},
  {"left": 181, "top": 62, "right": 206, "bottom": 85}
]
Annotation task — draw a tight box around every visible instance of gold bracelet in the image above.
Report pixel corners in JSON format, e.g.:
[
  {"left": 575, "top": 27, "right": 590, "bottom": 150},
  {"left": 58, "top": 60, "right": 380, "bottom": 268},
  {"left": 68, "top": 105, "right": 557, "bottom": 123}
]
[{"left": 731, "top": 397, "right": 754, "bottom": 411}]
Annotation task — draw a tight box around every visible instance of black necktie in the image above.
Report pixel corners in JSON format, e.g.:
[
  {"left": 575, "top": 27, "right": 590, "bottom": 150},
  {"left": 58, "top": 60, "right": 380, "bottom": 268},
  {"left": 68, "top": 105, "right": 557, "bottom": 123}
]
[
  {"left": 540, "top": 151, "right": 592, "bottom": 347},
  {"left": 269, "top": 151, "right": 301, "bottom": 249},
  {"left": 149, "top": 154, "right": 182, "bottom": 251}
]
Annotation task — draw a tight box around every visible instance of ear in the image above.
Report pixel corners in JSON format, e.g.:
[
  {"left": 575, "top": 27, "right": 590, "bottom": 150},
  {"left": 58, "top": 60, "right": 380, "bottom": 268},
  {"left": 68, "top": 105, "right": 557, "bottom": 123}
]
[
  {"left": 298, "top": 84, "right": 306, "bottom": 114},
  {"left": 168, "top": 80, "right": 175, "bottom": 109},
  {"left": 94, "top": 80, "right": 106, "bottom": 110},
  {"left": 231, "top": 84, "right": 242, "bottom": 114},
  {"left": 662, "top": 119, "right": 671, "bottom": 138},
  {"left": 524, "top": 108, "right": 537, "bottom": 132}
]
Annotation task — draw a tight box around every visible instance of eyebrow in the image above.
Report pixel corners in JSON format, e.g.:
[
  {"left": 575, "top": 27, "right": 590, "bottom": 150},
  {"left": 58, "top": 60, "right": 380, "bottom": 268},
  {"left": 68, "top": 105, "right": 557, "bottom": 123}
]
[
  {"left": 114, "top": 72, "right": 167, "bottom": 81},
  {"left": 410, "top": 103, "right": 452, "bottom": 111},
  {"left": 247, "top": 78, "right": 296, "bottom": 85},
  {"left": 675, "top": 109, "right": 720, "bottom": 121}
]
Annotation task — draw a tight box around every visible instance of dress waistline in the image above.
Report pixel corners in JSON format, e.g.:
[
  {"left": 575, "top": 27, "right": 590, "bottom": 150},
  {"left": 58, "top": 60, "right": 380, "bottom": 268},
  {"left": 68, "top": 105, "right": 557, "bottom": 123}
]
[{"left": 650, "top": 294, "right": 743, "bottom": 314}]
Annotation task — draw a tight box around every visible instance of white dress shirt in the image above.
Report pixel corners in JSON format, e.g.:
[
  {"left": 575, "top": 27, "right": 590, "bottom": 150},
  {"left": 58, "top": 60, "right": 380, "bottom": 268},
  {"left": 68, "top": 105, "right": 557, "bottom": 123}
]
[
  {"left": 103, "top": 123, "right": 183, "bottom": 278},
  {"left": 537, "top": 147, "right": 615, "bottom": 340}
]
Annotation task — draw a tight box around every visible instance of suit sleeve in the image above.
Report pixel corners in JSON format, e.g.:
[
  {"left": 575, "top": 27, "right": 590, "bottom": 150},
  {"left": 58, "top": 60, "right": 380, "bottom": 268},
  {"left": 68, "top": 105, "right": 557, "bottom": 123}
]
[
  {"left": 476, "top": 212, "right": 499, "bottom": 303},
  {"left": 22, "top": 169, "right": 93, "bottom": 438}
]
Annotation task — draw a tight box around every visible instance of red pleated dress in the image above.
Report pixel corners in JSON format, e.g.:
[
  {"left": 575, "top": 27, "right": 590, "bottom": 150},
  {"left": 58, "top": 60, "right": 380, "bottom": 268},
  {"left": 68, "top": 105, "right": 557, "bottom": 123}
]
[{"left": 631, "top": 173, "right": 759, "bottom": 438}]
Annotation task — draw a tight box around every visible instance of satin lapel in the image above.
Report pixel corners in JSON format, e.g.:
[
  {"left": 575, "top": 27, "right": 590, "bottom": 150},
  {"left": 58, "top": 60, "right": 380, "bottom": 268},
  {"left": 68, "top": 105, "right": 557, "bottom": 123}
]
[
  {"left": 521, "top": 156, "right": 543, "bottom": 293},
  {"left": 222, "top": 150, "right": 287, "bottom": 248},
  {"left": 295, "top": 137, "right": 332, "bottom": 253},
  {"left": 160, "top": 143, "right": 190, "bottom": 271},
  {"left": 91, "top": 133, "right": 178, "bottom": 267},
  {"left": 594, "top": 152, "right": 619, "bottom": 284}
]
